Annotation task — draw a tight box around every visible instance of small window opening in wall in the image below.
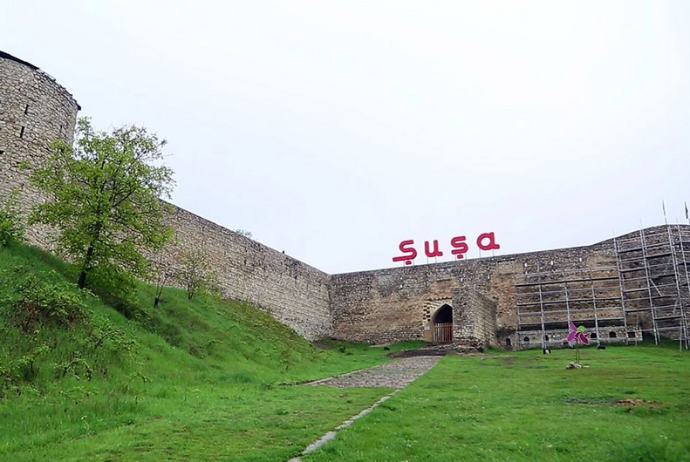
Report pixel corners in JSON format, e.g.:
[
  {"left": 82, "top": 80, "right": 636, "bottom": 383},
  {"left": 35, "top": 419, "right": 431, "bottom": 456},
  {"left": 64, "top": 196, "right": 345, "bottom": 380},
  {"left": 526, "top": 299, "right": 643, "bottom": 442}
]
[
  {"left": 24, "top": 104, "right": 29, "bottom": 115},
  {"left": 19, "top": 126, "right": 25, "bottom": 138},
  {"left": 609, "top": 331, "right": 617, "bottom": 338},
  {"left": 523, "top": 336, "right": 530, "bottom": 343},
  {"left": 0, "top": 150, "right": 4, "bottom": 156},
  {"left": 591, "top": 332, "right": 597, "bottom": 339},
  {"left": 544, "top": 335, "right": 549, "bottom": 341},
  {"left": 627, "top": 331, "right": 636, "bottom": 339},
  {"left": 505, "top": 338, "right": 512, "bottom": 347}
]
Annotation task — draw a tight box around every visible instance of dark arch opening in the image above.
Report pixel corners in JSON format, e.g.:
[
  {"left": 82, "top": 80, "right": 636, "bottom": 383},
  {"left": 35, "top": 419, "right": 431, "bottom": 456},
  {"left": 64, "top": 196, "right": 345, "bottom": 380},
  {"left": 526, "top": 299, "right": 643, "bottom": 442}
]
[
  {"left": 432, "top": 304, "right": 453, "bottom": 324},
  {"left": 591, "top": 332, "right": 597, "bottom": 339},
  {"left": 431, "top": 304, "right": 453, "bottom": 343},
  {"left": 523, "top": 337, "right": 530, "bottom": 343},
  {"left": 505, "top": 338, "right": 512, "bottom": 347},
  {"left": 609, "top": 331, "right": 617, "bottom": 338}
]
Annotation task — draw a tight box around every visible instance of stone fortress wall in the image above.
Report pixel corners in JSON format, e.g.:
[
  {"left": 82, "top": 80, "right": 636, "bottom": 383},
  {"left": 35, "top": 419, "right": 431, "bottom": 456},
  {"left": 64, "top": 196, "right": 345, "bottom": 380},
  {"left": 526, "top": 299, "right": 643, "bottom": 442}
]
[
  {"left": 329, "top": 241, "right": 614, "bottom": 345},
  {"left": 0, "top": 51, "right": 331, "bottom": 340},
  {"left": 2, "top": 50, "right": 689, "bottom": 348},
  {"left": 156, "top": 204, "right": 332, "bottom": 339},
  {"left": 330, "top": 225, "right": 690, "bottom": 349},
  {"left": 0, "top": 51, "right": 80, "bottom": 245}
]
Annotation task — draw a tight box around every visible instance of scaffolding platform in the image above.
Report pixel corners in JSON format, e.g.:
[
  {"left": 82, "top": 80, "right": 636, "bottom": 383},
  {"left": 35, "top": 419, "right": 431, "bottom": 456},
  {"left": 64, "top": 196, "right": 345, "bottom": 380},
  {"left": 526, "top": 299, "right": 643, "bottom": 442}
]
[{"left": 513, "top": 225, "right": 690, "bottom": 350}]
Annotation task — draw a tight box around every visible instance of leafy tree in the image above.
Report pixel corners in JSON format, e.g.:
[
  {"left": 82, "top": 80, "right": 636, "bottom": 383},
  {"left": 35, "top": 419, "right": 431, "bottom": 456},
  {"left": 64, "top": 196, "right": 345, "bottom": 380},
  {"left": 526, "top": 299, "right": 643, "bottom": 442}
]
[
  {"left": 30, "top": 118, "right": 174, "bottom": 289},
  {"left": 0, "top": 190, "right": 25, "bottom": 247}
]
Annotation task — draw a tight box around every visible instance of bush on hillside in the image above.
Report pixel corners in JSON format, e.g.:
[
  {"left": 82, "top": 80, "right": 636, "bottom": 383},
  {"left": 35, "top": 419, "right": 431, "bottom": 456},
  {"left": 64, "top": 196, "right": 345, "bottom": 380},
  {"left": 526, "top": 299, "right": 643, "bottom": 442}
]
[
  {"left": 85, "top": 264, "right": 140, "bottom": 319},
  {"left": 0, "top": 264, "right": 138, "bottom": 397},
  {"left": 0, "top": 267, "right": 87, "bottom": 332},
  {"left": 176, "top": 248, "right": 220, "bottom": 300},
  {"left": 0, "top": 191, "right": 25, "bottom": 247},
  {"left": 0, "top": 345, "right": 51, "bottom": 397}
]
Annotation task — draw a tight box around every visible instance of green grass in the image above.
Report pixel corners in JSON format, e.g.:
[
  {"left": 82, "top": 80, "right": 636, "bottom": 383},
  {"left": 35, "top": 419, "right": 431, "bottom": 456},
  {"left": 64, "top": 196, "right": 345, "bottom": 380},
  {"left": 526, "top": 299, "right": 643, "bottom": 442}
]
[
  {"left": 304, "top": 345, "right": 690, "bottom": 462},
  {"left": 0, "top": 242, "right": 397, "bottom": 461},
  {"left": 3, "top": 241, "right": 690, "bottom": 461}
]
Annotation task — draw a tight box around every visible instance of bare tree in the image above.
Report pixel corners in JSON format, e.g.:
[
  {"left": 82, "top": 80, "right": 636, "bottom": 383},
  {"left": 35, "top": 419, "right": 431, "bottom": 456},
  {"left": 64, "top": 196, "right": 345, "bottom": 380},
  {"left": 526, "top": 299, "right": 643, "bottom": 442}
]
[{"left": 176, "top": 248, "right": 218, "bottom": 300}]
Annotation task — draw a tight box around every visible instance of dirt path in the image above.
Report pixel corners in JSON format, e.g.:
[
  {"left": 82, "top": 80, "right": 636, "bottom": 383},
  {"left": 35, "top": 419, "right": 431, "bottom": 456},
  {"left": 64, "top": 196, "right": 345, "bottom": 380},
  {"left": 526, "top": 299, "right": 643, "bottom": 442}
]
[{"left": 288, "top": 356, "right": 442, "bottom": 462}]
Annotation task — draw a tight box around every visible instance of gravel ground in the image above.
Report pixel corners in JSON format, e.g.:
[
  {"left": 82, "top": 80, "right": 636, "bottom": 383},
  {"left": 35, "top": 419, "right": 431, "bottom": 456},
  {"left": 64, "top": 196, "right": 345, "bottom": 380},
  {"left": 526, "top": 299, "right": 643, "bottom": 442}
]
[{"left": 310, "top": 356, "right": 442, "bottom": 389}]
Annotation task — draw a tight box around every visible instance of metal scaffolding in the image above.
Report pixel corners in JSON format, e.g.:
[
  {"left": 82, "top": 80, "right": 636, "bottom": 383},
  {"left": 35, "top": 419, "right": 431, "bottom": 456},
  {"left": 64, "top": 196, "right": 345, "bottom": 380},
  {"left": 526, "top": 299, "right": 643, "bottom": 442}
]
[
  {"left": 614, "top": 225, "right": 690, "bottom": 349},
  {"left": 515, "top": 260, "right": 627, "bottom": 350},
  {"left": 513, "top": 225, "right": 690, "bottom": 350}
]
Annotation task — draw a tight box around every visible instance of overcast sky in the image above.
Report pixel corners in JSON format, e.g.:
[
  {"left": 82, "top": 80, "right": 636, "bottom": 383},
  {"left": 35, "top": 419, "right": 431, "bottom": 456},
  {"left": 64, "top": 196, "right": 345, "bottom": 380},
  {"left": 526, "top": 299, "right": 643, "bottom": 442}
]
[{"left": 2, "top": 1, "right": 689, "bottom": 273}]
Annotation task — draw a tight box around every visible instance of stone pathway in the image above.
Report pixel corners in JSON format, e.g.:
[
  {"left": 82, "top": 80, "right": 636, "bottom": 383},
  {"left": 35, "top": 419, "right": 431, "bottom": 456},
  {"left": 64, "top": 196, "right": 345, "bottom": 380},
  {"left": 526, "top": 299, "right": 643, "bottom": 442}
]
[
  {"left": 309, "top": 356, "right": 443, "bottom": 389},
  {"left": 287, "top": 356, "right": 442, "bottom": 462}
]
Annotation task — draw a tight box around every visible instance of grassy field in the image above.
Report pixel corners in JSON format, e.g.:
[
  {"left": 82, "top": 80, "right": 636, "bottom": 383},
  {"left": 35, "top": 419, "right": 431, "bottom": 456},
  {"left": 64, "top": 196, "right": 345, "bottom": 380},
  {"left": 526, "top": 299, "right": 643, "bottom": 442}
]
[
  {"left": 305, "top": 344, "right": 690, "bottom": 462},
  {"left": 0, "top": 242, "right": 407, "bottom": 461},
  {"left": 2, "top": 242, "right": 690, "bottom": 461}
]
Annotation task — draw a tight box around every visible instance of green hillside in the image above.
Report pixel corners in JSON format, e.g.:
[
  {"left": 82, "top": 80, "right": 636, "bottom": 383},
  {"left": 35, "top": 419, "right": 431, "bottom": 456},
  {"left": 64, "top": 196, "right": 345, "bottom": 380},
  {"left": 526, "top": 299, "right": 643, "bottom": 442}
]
[{"left": 0, "top": 242, "right": 402, "bottom": 461}]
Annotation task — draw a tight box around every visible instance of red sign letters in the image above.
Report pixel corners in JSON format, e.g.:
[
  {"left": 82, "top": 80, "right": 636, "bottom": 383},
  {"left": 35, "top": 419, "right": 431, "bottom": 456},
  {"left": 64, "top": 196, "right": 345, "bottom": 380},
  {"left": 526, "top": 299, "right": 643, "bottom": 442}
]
[{"left": 392, "top": 232, "right": 500, "bottom": 265}]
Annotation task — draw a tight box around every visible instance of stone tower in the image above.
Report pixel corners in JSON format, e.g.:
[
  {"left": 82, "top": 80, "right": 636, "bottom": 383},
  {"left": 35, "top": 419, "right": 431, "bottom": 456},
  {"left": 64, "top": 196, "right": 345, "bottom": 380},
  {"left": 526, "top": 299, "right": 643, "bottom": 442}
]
[{"left": 0, "top": 50, "right": 80, "bottom": 244}]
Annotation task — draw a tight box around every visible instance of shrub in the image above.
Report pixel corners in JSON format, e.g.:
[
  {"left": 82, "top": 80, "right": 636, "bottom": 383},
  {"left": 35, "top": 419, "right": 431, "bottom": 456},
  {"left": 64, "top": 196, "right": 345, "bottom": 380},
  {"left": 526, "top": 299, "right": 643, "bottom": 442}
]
[
  {"left": 176, "top": 249, "right": 219, "bottom": 300},
  {"left": 0, "top": 345, "right": 50, "bottom": 397},
  {"left": 87, "top": 318, "right": 136, "bottom": 357},
  {"left": 54, "top": 352, "right": 93, "bottom": 381},
  {"left": 0, "top": 191, "right": 25, "bottom": 247},
  {"left": 0, "top": 267, "right": 86, "bottom": 332},
  {"left": 86, "top": 265, "right": 138, "bottom": 318}
]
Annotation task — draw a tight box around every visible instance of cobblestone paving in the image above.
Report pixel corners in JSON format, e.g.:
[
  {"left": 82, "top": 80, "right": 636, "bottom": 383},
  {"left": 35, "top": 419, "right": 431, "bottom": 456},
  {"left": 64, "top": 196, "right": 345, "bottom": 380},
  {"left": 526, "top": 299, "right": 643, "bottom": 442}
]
[{"left": 310, "top": 356, "right": 442, "bottom": 389}]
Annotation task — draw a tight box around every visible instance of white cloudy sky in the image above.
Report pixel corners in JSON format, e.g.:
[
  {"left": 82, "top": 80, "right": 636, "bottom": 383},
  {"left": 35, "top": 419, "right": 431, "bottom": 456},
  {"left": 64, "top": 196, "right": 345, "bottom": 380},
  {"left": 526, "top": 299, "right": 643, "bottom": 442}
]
[{"left": 2, "top": 1, "right": 689, "bottom": 273}]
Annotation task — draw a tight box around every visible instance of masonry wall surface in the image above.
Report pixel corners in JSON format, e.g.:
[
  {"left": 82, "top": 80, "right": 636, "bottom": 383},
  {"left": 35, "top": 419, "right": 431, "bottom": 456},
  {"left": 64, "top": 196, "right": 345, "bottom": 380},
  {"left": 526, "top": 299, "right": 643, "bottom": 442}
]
[
  {"left": 157, "top": 205, "right": 331, "bottom": 339},
  {"left": 0, "top": 51, "right": 80, "bottom": 245},
  {"left": 4, "top": 50, "right": 687, "bottom": 347},
  {"left": 329, "top": 242, "right": 616, "bottom": 346},
  {"left": 0, "top": 51, "right": 332, "bottom": 341},
  {"left": 455, "top": 288, "right": 497, "bottom": 345}
]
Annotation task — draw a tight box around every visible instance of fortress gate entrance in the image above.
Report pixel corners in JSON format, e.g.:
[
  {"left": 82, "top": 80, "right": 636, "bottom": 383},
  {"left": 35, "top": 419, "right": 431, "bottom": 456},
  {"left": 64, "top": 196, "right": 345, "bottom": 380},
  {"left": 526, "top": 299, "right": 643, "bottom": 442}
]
[{"left": 432, "top": 304, "right": 453, "bottom": 343}]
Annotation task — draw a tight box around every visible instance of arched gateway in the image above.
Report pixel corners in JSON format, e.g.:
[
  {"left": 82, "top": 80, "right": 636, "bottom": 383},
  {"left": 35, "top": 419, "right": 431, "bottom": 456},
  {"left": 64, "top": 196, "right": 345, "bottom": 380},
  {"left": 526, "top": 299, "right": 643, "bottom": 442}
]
[{"left": 431, "top": 304, "right": 453, "bottom": 343}]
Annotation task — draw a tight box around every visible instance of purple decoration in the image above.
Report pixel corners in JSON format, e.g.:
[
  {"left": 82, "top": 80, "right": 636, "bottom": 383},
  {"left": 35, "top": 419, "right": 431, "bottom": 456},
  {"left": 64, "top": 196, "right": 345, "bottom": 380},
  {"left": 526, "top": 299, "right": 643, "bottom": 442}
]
[{"left": 568, "top": 321, "right": 590, "bottom": 345}]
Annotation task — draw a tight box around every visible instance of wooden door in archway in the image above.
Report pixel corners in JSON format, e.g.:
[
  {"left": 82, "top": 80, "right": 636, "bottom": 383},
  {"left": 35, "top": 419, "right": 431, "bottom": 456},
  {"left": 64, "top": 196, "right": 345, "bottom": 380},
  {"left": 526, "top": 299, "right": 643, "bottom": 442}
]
[{"left": 432, "top": 304, "right": 453, "bottom": 343}]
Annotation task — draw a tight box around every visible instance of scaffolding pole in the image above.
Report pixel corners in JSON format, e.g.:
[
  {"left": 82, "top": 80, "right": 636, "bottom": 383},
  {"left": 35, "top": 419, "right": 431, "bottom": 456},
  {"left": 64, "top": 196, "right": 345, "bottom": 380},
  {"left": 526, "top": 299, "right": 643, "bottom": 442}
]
[
  {"left": 615, "top": 225, "right": 690, "bottom": 349},
  {"left": 515, "top": 259, "right": 624, "bottom": 349},
  {"left": 640, "top": 228, "right": 661, "bottom": 344},
  {"left": 668, "top": 225, "right": 690, "bottom": 350}
]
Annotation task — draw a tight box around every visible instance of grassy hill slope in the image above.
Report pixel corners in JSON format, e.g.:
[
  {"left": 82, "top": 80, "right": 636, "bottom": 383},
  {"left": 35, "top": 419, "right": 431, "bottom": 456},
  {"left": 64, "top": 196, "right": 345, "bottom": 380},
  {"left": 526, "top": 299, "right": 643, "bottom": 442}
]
[{"left": 0, "top": 242, "right": 407, "bottom": 461}]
